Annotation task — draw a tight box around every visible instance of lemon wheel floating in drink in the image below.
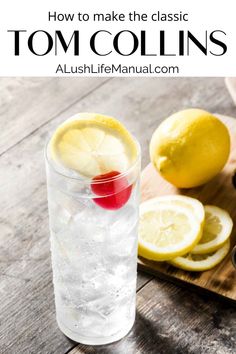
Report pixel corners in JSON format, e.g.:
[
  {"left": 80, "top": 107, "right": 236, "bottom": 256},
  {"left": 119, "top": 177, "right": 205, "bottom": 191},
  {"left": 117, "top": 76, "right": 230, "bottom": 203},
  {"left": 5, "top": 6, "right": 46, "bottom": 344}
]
[
  {"left": 50, "top": 113, "right": 137, "bottom": 179},
  {"left": 49, "top": 113, "right": 138, "bottom": 210}
]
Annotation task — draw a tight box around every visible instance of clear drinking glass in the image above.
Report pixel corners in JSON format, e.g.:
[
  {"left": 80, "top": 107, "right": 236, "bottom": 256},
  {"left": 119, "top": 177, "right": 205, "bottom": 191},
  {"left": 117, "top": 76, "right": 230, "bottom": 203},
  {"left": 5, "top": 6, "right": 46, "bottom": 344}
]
[{"left": 45, "top": 122, "right": 140, "bottom": 345}]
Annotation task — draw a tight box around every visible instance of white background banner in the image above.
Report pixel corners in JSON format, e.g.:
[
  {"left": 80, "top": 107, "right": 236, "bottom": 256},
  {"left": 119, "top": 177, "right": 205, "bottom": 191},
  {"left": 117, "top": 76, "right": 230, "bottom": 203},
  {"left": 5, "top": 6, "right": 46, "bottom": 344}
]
[{"left": 0, "top": 0, "right": 235, "bottom": 76}]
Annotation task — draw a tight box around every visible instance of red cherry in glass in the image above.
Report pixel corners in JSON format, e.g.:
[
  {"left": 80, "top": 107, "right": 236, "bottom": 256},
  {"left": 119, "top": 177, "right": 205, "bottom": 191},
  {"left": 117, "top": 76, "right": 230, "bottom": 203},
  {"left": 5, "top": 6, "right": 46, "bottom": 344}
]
[{"left": 91, "top": 171, "right": 132, "bottom": 210}]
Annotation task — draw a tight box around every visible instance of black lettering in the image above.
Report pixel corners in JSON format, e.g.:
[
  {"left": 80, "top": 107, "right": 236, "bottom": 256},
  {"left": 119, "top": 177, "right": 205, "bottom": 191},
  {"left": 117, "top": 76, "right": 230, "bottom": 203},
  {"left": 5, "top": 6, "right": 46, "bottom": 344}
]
[
  {"left": 187, "top": 31, "right": 207, "bottom": 55},
  {"left": 56, "top": 64, "right": 63, "bottom": 73},
  {"left": 28, "top": 31, "right": 53, "bottom": 56},
  {"left": 209, "top": 30, "right": 227, "bottom": 56},
  {"left": 179, "top": 31, "right": 184, "bottom": 55},
  {"left": 48, "top": 11, "right": 57, "bottom": 21},
  {"left": 7, "top": 30, "right": 27, "bottom": 55},
  {"left": 160, "top": 31, "right": 176, "bottom": 56},
  {"left": 140, "top": 31, "right": 156, "bottom": 56},
  {"left": 55, "top": 31, "right": 79, "bottom": 55},
  {"left": 113, "top": 31, "right": 138, "bottom": 56},
  {"left": 90, "top": 30, "right": 112, "bottom": 56}
]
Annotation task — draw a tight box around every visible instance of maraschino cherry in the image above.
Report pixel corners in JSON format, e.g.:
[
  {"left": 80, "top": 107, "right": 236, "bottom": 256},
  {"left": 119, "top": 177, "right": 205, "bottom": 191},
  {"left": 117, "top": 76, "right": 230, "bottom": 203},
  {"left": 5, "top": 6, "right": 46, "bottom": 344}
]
[{"left": 91, "top": 171, "right": 132, "bottom": 210}]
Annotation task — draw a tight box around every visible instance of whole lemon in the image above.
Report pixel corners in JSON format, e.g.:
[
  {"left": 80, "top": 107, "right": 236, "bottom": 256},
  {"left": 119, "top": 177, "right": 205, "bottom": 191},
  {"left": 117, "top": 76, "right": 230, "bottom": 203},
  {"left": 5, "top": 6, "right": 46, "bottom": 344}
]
[{"left": 150, "top": 109, "right": 230, "bottom": 188}]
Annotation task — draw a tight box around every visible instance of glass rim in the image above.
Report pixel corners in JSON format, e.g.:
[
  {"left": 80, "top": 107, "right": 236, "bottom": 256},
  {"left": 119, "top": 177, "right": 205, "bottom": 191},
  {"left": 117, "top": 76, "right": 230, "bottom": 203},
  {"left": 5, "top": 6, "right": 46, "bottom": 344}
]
[{"left": 45, "top": 135, "right": 141, "bottom": 185}]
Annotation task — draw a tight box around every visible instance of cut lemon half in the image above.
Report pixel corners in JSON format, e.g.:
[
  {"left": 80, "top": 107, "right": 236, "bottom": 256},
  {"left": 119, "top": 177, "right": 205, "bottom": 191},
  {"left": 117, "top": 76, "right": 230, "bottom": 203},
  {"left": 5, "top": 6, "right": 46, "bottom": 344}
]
[
  {"left": 154, "top": 195, "right": 205, "bottom": 225},
  {"left": 138, "top": 200, "right": 202, "bottom": 261},
  {"left": 49, "top": 113, "right": 137, "bottom": 177},
  {"left": 169, "top": 239, "right": 230, "bottom": 271},
  {"left": 191, "top": 205, "right": 233, "bottom": 254}
]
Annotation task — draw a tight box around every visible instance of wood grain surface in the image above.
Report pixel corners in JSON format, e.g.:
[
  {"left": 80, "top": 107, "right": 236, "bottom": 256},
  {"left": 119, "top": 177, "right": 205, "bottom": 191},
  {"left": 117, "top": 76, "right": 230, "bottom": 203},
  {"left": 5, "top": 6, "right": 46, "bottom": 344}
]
[
  {"left": 71, "top": 279, "right": 235, "bottom": 354},
  {"left": 139, "top": 115, "right": 236, "bottom": 303},
  {"left": 0, "top": 78, "right": 109, "bottom": 156},
  {"left": 1, "top": 77, "right": 236, "bottom": 354}
]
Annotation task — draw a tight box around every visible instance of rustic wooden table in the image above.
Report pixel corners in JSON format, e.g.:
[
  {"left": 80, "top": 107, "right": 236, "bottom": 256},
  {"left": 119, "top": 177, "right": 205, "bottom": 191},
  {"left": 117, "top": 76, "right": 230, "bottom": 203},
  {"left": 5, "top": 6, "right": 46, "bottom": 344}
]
[{"left": 1, "top": 77, "right": 236, "bottom": 354}]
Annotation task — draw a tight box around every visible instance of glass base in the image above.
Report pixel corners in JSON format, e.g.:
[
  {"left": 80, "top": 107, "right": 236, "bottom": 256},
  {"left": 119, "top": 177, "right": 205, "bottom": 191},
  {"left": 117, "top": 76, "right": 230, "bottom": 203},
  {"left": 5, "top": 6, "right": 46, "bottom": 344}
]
[{"left": 57, "top": 317, "right": 135, "bottom": 345}]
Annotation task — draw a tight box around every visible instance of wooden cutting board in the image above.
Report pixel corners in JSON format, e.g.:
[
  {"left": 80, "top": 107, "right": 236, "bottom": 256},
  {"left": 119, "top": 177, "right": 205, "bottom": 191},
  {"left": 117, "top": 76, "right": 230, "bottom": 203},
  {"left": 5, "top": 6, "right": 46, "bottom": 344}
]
[{"left": 138, "top": 114, "right": 236, "bottom": 304}]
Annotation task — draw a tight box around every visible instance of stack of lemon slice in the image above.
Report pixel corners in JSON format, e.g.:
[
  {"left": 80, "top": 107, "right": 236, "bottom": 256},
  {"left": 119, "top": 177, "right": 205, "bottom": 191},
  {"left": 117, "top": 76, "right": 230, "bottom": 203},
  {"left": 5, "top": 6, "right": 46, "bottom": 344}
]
[{"left": 138, "top": 195, "right": 233, "bottom": 271}]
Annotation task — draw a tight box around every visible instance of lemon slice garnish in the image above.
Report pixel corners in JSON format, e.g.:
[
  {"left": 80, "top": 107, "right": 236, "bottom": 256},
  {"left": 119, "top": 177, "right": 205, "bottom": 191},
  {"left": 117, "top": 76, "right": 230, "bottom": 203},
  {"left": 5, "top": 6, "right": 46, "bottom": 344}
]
[
  {"left": 191, "top": 205, "right": 233, "bottom": 254},
  {"left": 138, "top": 198, "right": 202, "bottom": 261},
  {"left": 49, "top": 113, "right": 137, "bottom": 177},
  {"left": 169, "top": 239, "right": 230, "bottom": 271},
  {"left": 155, "top": 195, "right": 205, "bottom": 225}
]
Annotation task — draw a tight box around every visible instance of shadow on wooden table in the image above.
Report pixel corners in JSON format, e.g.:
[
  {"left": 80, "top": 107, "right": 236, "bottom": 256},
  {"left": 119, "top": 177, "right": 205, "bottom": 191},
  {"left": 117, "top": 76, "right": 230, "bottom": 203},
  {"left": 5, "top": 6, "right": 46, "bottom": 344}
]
[{"left": 72, "top": 310, "right": 179, "bottom": 354}]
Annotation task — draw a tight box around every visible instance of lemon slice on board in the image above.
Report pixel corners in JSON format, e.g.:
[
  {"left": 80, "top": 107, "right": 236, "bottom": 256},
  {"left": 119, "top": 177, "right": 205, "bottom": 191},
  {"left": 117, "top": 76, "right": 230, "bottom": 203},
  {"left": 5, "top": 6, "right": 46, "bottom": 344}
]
[
  {"left": 49, "top": 113, "right": 137, "bottom": 177},
  {"left": 155, "top": 195, "right": 205, "bottom": 225},
  {"left": 169, "top": 239, "right": 230, "bottom": 271},
  {"left": 191, "top": 205, "right": 233, "bottom": 254},
  {"left": 138, "top": 199, "right": 202, "bottom": 261}
]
